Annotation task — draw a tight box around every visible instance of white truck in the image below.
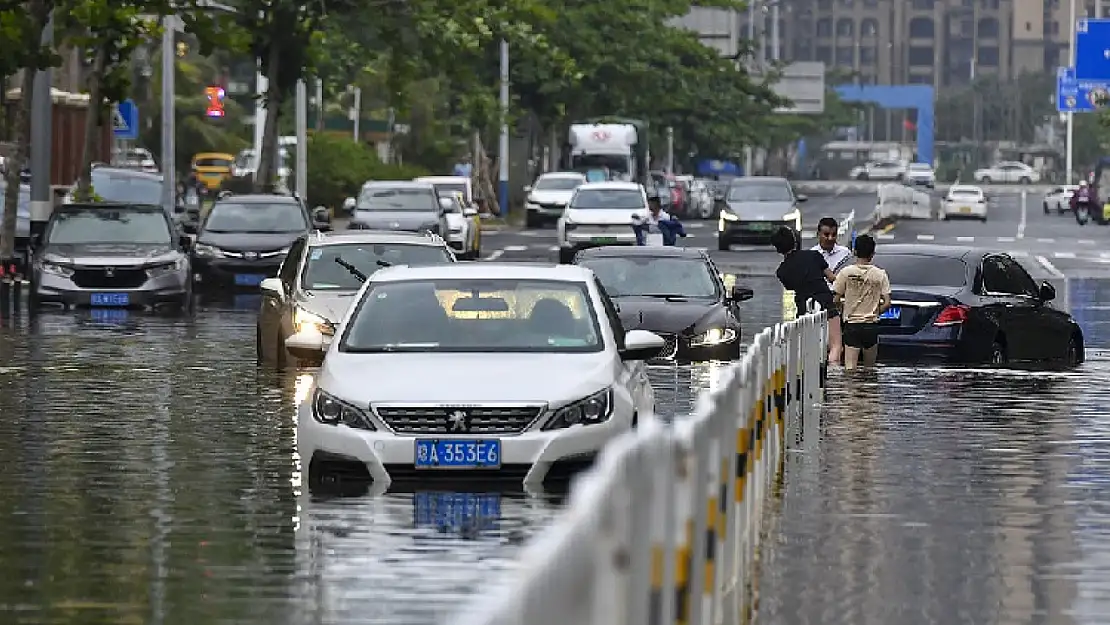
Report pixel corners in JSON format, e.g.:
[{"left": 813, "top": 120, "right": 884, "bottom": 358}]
[{"left": 566, "top": 119, "right": 650, "bottom": 186}]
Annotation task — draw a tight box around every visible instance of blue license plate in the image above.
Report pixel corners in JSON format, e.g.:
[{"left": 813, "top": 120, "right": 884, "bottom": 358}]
[
  {"left": 413, "top": 492, "right": 502, "bottom": 530},
  {"left": 414, "top": 439, "right": 501, "bottom": 469},
  {"left": 89, "top": 292, "right": 129, "bottom": 307},
  {"left": 879, "top": 306, "right": 901, "bottom": 320},
  {"left": 234, "top": 273, "right": 266, "bottom": 286}
]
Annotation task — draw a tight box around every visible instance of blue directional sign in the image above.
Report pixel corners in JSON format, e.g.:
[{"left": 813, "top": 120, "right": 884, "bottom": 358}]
[
  {"left": 112, "top": 99, "right": 138, "bottom": 140},
  {"left": 1075, "top": 18, "right": 1110, "bottom": 80},
  {"left": 1057, "top": 67, "right": 1110, "bottom": 113}
]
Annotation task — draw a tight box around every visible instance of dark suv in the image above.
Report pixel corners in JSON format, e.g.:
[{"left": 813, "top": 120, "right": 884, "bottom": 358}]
[{"left": 191, "top": 194, "right": 331, "bottom": 289}]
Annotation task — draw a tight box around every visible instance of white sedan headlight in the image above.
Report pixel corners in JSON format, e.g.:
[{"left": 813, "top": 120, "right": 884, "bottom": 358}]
[
  {"left": 312, "top": 389, "right": 375, "bottom": 430},
  {"left": 295, "top": 307, "right": 334, "bottom": 335},
  {"left": 193, "top": 243, "right": 224, "bottom": 258},
  {"left": 542, "top": 388, "right": 613, "bottom": 430},
  {"left": 39, "top": 261, "right": 73, "bottom": 278}
]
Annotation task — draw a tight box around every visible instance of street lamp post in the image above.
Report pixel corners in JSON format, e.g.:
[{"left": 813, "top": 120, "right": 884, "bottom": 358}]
[{"left": 1066, "top": 0, "right": 1076, "bottom": 185}]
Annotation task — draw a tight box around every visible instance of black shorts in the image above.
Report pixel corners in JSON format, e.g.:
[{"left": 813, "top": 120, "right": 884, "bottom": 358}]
[
  {"left": 842, "top": 322, "right": 880, "bottom": 349},
  {"left": 799, "top": 295, "right": 838, "bottom": 318}
]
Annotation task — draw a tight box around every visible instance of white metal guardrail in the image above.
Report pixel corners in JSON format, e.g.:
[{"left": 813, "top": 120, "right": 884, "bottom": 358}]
[
  {"left": 450, "top": 309, "right": 829, "bottom": 625},
  {"left": 873, "top": 182, "right": 932, "bottom": 222}
]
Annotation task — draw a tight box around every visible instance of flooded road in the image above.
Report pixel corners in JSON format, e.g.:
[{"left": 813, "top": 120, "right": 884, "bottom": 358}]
[
  {"left": 3, "top": 269, "right": 1110, "bottom": 625},
  {"left": 0, "top": 274, "right": 785, "bottom": 625}
]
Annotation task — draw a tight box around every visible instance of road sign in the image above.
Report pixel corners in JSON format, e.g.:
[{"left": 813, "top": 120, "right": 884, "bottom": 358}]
[
  {"left": 1075, "top": 18, "right": 1110, "bottom": 80},
  {"left": 1057, "top": 66, "right": 1110, "bottom": 112},
  {"left": 113, "top": 99, "right": 138, "bottom": 140}
]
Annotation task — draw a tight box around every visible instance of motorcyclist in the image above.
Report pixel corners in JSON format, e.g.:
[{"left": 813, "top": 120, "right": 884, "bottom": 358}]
[
  {"left": 1072, "top": 180, "right": 1092, "bottom": 225},
  {"left": 632, "top": 192, "right": 687, "bottom": 245}
]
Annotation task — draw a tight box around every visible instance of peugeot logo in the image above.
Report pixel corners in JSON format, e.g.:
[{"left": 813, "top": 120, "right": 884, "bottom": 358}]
[
  {"left": 103, "top": 267, "right": 115, "bottom": 277},
  {"left": 447, "top": 410, "right": 469, "bottom": 432},
  {"left": 243, "top": 251, "right": 258, "bottom": 260},
  {"left": 391, "top": 222, "right": 400, "bottom": 229}
]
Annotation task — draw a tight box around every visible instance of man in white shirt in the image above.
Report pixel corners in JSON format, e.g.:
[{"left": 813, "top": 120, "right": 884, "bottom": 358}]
[{"left": 811, "top": 217, "right": 852, "bottom": 281}]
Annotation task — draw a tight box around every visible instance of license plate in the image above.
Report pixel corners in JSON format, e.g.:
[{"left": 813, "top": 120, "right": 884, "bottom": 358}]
[
  {"left": 591, "top": 237, "right": 617, "bottom": 244},
  {"left": 879, "top": 306, "right": 901, "bottom": 320},
  {"left": 234, "top": 273, "right": 266, "bottom": 286},
  {"left": 90, "top": 308, "right": 129, "bottom": 323},
  {"left": 89, "top": 292, "right": 129, "bottom": 307},
  {"left": 414, "top": 439, "right": 501, "bottom": 469},
  {"left": 414, "top": 492, "right": 502, "bottom": 530},
  {"left": 959, "top": 206, "right": 971, "bottom": 213},
  {"left": 747, "top": 223, "right": 773, "bottom": 231}
]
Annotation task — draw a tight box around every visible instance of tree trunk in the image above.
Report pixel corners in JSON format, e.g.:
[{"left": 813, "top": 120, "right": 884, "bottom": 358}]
[
  {"left": 254, "top": 43, "right": 282, "bottom": 193},
  {"left": 0, "top": 69, "right": 37, "bottom": 262},
  {"left": 75, "top": 47, "right": 106, "bottom": 201}
]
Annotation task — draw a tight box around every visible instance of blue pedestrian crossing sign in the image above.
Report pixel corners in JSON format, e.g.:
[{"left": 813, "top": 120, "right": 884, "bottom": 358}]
[{"left": 113, "top": 99, "right": 138, "bottom": 140}]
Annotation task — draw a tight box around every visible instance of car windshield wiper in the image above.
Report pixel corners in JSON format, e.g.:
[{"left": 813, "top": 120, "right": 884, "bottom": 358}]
[
  {"left": 636, "top": 293, "right": 692, "bottom": 301},
  {"left": 333, "top": 256, "right": 369, "bottom": 283}
]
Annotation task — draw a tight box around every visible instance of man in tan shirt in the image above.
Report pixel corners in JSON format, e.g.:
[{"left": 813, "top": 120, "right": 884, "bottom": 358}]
[{"left": 832, "top": 234, "right": 891, "bottom": 370}]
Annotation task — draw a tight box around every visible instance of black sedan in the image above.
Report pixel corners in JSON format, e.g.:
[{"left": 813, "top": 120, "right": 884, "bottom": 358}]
[
  {"left": 872, "top": 244, "right": 1083, "bottom": 367},
  {"left": 574, "top": 246, "right": 754, "bottom": 361}
]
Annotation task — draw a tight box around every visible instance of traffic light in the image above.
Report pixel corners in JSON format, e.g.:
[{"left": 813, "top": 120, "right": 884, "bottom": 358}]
[{"left": 205, "top": 86, "right": 226, "bottom": 118}]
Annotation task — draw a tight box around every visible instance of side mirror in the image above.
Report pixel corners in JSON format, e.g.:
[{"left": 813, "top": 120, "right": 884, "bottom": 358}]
[
  {"left": 523, "top": 185, "right": 532, "bottom": 193},
  {"left": 730, "top": 285, "right": 754, "bottom": 302},
  {"left": 619, "top": 329, "right": 666, "bottom": 361},
  {"left": 438, "top": 197, "right": 454, "bottom": 211},
  {"left": 177, "top": 234, "right": 192, "bottom": 251},
  {"left": 285, "top": 329, "right": 330, "bottom": 361},
  {"left": 462, "top": 207, "right": 478, "bottom": 217},
  {"left": 795, "top": 194, "right": 808, "bottom": 202},
  {"left": 1038, "top": 281, "right": 1056, "bottom": 301},
  {"left": 259, "top": 277, "right": 284, "bottom": 299},
  {"left": 342, "top": 197, "right": 356, "bottom": 212}
]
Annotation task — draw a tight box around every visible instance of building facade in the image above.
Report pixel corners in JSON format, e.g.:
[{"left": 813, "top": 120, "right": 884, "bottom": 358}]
[{"left": 708, "top": 0, "right": 1101, "bottom": 89}]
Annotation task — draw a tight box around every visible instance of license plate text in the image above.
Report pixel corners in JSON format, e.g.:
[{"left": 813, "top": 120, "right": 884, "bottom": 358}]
[{"left": 415, "top": 439, "right": 501, "bottom": 469}]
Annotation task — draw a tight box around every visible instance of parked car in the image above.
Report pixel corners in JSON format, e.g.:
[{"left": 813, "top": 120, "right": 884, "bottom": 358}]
[
  {"left": 435, "top": 192, "right": 482, "bottom": 259},
  {"left": 191, "top": 193, "right": 331, "bottom": 289},
  {"left": 872, "top": 244, "right": 1083, "bottom": 367},
  {"left": 849, "top": 160, "right": 906, "bottom": 181},
  {"left": 904, "top": 163, "right": 936, "bottom": 188},
  {"left": 574, "top": 246, "right": 753, "bottom": 361},
  {"left": 287, "top": 262, "right": 665, "bottom": 493},
  {"left": 523, "top": 171, "right": 587, "bottom": 227},
  {"left": 31, "top": 202, "right": 192, "bottom": 310},
  {"left": 257, "top": 230, "right": 457, "bottom": 367},
  {"left": 557, "top": 181, "right": 647, "bottom": 263},
  {"left": 348, "top": 181, "right": 447, "bottom": 235},
  {"left": 973, "top": 161, "right": 1040, "bottom": 184}
]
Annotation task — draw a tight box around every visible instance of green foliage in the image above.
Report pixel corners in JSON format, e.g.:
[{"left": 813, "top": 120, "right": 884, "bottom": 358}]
[
  {"left": 0, "top": 0, "right": 57, "bottom": 77},
  {"left": 305, "top": 133, "right": 428, "bottom": 210}
]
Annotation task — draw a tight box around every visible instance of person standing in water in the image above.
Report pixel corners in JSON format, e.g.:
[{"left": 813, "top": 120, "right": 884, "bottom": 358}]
[
  {"left": 832, "top": 234, "right": 891, "bottom": 370},
  {"left": 771, "top": 226, "right": 842, "bottom": 359}
]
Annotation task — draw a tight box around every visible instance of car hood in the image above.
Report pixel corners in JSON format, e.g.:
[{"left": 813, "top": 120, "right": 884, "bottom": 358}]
[
  {"left": 724, "top": 200, "right": 796, "bottom": 220},
  {"left": 197, "top": 231, "right": 302, "bottom": 252},
  {"left": 529, "top": 190, "right": 575, "bottom": 205},
  {"left": 297, "top": 290, "right": 359, "bottom": 324},
  {"left": 318, "top": 352, "right": 616, "bottom": 404},
  {"left": 42, "top": 243, "right": 181, "bottom": 265},
  {"left": 564, "top": 208, "right": 638, "bottom": 225},
  {"left": 614, "top": 297, "right": 728, "bottom": 335},
  {"left": 351, "top": 210, "right": 439, "bottom": 231}
]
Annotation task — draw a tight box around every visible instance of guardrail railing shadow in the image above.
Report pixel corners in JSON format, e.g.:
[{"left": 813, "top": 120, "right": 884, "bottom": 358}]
[{"left": 449, "top": 307, "right": 829, "bottom": 625}]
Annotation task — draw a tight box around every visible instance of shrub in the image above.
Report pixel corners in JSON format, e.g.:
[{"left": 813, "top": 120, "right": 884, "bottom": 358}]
[{"left": 305, "top": 133, "right": 428, "bottom": 210}]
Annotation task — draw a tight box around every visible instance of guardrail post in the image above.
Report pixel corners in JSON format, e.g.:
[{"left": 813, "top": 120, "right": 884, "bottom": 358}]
[
  {"left": 627, "top": 429, "right": 658, "bottom": 625},
  {"left": 592, "top": 457, "right": 632, "bottom": 624},
  {"left": 714, "top": 365, "right": 742, "bottom": 625},
  {"left": 668, "top": 432, "right": 695, "bottom": 625}
]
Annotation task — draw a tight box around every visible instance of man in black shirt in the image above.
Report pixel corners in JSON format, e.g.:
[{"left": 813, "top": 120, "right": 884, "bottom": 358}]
[{"left": 771, "top": 226, "right": 843, "bottom": 363}]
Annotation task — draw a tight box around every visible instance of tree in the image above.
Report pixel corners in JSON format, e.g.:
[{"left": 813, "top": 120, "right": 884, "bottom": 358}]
[{"left": 0, "top": 0, "right": 56, "bottom": 264}]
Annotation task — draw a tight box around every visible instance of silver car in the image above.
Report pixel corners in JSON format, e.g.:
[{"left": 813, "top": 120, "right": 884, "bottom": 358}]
[{"left": 32, "top": 203, "right": 192, "bottom": 310}]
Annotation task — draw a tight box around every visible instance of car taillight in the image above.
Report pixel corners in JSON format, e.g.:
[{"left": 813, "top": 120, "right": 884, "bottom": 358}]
[{"left": 933, "top": 304, "right": 969, "bottom": 327}]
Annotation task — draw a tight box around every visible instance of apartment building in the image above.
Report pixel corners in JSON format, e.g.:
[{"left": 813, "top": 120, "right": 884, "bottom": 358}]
[{"left": 718, "top": 0, "right": 1098, "bottom": 89}]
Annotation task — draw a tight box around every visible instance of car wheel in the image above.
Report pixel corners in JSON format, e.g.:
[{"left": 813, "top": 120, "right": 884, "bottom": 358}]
[
  {"left": 558, "top": 248, "right": 576, "bottom": 264},
  {"left": 990, "top": 340, "right": 1007, "bottom": 366},
  {"left": 856, "top": 173, "right": 869, "bottom": 181},
  {"left": 1020, "top": 177, "right": 1031, "bottom": 184},
  {"left": 256, "top": 325, "right": 265, "bottom": 364},
  {"left": 979, "top": 216, "right": 987, "bottom": 223},
  {"left": 1066, "top": 334, "right": 1083, "bottom": 367},
  {"left": 717, "top": 237, "right": 730, "bottom": 251},
  {"left": 1043, "top": 202, "right": 1049, "bottom": 214},
  {"left": 980, "top": 176, "right": 991, "bottom": 184},
  {"left": 274, "top": 331, "right": 287, "bottom": 369},
  {"left": 525, "top": 212, "right": 540, "bottom": 229}
]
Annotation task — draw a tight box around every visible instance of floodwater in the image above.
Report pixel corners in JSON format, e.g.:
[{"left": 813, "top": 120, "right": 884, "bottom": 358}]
[{"left": 3, "top": 272, "right": 1109, "bottom": 625}]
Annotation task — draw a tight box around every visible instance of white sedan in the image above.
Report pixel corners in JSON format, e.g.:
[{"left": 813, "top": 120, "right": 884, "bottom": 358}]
[
  {"left": 973, "top": 161, "right": 1040, "bottom": 184},
  {"left": 1043, "top": 185, "right": 1078, "bottom": 214},
  {"left": 942, "top": 185, "right": 988, "bottom": 222},
  {"left": 287, "top": 262, "right": 664, "bottom": 493}
]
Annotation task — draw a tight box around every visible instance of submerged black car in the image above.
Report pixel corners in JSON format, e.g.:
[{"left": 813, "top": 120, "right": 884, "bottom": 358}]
[
  {"left": 574, "top": 246, "right": 753, "bottom": 361},
  {"left": 873, "top": 244, "right": 1083, "bottom": 366},
  {"left": 191, "top": 194, "right": 331, "bottom": 289}
]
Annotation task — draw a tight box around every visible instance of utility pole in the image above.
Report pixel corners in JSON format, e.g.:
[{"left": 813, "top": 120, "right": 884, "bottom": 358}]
[
  {"left": 1066, "top": 0, "right": 1076, "bottom": 184},
  {"left": 295, "top": 79, "right": 307, "bottom": 202},
  {"left": 160, "top": 16, "right": 176, "bottom": 214},
  {"left": 498, "top": 39, "right": 509, "bottom": 217},
  {"left": 743, "top": 1, "right": 756, "bottom": 176},
  {"left": 29, "top": 12, "right": 54, "bottom": 246}
]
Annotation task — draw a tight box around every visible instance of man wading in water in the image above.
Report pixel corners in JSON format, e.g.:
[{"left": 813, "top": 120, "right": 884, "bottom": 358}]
[
  {"left": 771, "top": 226, "right": 842, "bottom": 360},
  {"left": 832, "top": 234, "right": 891, "bottom": 370}
]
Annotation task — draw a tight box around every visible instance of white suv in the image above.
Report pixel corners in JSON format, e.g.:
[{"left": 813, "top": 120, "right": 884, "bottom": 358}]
[
  {"left": 557, "top": 181, "right": 647, "bottom": 263},
  {"left": 288, "top": 263, "right": 665, "bottom": 492}
]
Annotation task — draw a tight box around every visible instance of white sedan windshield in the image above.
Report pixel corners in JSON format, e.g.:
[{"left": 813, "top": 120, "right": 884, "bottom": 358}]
[{"left": 341, "top": 279, "right": 603, "bottom": 353}]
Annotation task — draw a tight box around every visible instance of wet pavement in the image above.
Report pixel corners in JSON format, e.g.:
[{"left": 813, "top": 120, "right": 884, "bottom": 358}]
[{"left": 2, "top": 261, "right": 1110, "bottom": 624}]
